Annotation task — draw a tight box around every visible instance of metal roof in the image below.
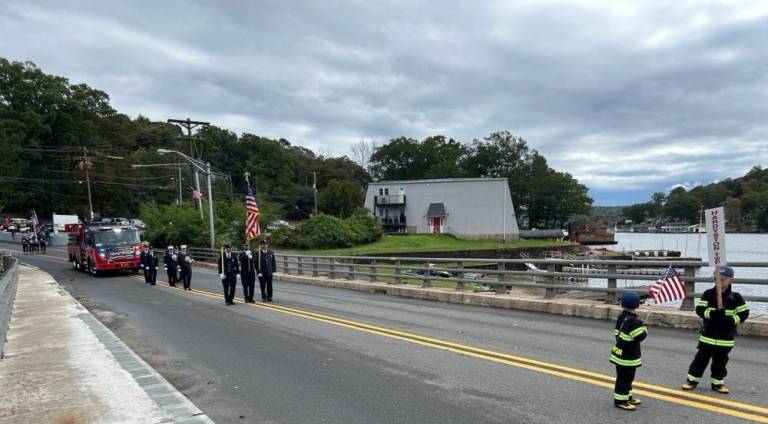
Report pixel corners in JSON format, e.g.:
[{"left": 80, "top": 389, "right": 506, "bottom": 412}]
[
  {"left": 369, "top": 177, "right": 507, "bottom": 185},
  {"left": 426, "top": 203, "right": 447, "bottom": 217}
]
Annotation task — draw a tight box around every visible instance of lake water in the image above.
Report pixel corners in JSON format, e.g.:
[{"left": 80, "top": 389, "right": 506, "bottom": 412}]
[{"left": 589, "top": 233, "right": 768, "bottom": 314}]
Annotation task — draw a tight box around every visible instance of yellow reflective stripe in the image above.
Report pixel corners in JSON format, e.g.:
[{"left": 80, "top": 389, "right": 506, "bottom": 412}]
[
  {"left": 629, "top": 326, "right": 647, "bottom": 338},
  {"left": 614, "top": 329, "right": 619, "bottom": 335},
  {"left": 732, "top": 315, "right": 741, "bottom": 325},
  {"left": 699, "top": 336, "right": 735, "bottom": 347},
  {"left": 610, "top": 355, "right": 642, "bottom": 367},
  {"left": 696, "top": 300, "right": 709, "bottom": 307},
  {"left": 687, "top": 373, "right": 701, "bottom": 382},
  {"left": 711, "top": 378, "right": 725, "bottom": 385},
  {"left": 704, "top": 308, "right": 714, "bottom": 319},
  {"left": 735, "top": 304, "right": 749, "bottom": 313},
  {"left": 725, "top": 310, "right": 736, "bottom": 316},
  {"left": 614, "top": 393, "right": 630, "bottom": 401},
  {"left": 618, "top": 332, "right": 634, "bottom": 341}
]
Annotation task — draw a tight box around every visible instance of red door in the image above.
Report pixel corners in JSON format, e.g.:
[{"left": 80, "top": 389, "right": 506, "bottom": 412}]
[{"left": 432, "top": 217, "right": 441, "bottom": 233}]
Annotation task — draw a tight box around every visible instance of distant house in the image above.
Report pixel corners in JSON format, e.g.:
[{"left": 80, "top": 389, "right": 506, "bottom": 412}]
[{"left": 363, "top": 178, "right": 520, "bottom": 240}]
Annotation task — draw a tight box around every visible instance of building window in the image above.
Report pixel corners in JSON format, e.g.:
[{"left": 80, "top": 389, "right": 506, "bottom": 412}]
[
  {"left": 384, "top": 188, "right": 389, "bottom": 195},
  {"left": 379, "top": 188, "right": 383, "bottom": 195}
]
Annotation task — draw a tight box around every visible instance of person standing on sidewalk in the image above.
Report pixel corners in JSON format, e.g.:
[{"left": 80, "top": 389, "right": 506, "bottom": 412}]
[
  {"left": 256, "top": 239, "right": 276, "bottom": 302},
  {"left": 178, "top": 245, "right": 194, "bottom": 291},
  {"left": 681, "top": 265, "right": 749, "bottom": 394},
  {"left": 164, "top": 245, "right": 178, "bottom": 287},
  {"left": 239, "top": 242, "right": 257, "bottom": 303},
  {"left": 610, "top": 291, "right": 647, "bottom": 411},
  {"left": 219, "top": 243, "right": 239, "bottom": 305}
]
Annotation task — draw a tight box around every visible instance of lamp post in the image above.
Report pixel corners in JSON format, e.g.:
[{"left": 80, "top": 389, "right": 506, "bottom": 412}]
[{"left": 157, "top": 149, "right": 216, "bottom": 248}]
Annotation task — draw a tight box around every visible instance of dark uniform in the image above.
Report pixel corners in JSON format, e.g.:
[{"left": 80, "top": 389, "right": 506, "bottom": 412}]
[
  {"left": 143, "top": 249, "right": 159, "bottom": 285},
  {"left": 256, "top": 244, "right": 277, "bottom": 302},
  {"left": 685, "top": 285, "right": 749, "bottom": 390},
  {"left": 39, "top": 235, "right": 46, "bottom": 254},
  {"left": 29, "top": 235, "right": 37, "bottom": 254},
  {"left": 610, "top": 309, "right": 647, "bottom": 408},
  {"left": 239, "top": 248, "right": 257, "bottom": 303},
  {"left": 21, "top": 236, "right": 28, "bottom": 254},
  {"left": 178, "top": 246, "right": 193, "bottom": 291},
  {"left": 164, "top": 248, "right": 178, "bottom": 287},
  {"left": 219, "top": 247, "right": 240, "bottom": 305},
  {"left": 139, "top": 248, "right": 149, "bottom": 283}
]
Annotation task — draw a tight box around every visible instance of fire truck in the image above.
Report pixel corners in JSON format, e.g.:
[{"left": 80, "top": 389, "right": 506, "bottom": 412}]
[{"left": 67, "top": 221, "right": 143, "bottom": 275}]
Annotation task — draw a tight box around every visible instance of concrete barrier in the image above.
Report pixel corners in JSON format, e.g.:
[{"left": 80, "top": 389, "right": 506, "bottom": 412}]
[
  {"left": 0, "top": 255, "right": 19, "bottom": 358},
  {"left": 274, "top": 272, "right": 768, "bottom": 338}
]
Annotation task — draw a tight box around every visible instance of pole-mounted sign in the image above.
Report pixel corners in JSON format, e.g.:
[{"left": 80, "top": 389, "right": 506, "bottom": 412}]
[{"left": 705, "top": 207, "right": 727, "bottom": 308}]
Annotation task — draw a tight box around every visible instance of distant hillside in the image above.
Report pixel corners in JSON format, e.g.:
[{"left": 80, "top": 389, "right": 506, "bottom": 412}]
[{"left": 589, "top": 206, "right": 626, "bottom": 225}]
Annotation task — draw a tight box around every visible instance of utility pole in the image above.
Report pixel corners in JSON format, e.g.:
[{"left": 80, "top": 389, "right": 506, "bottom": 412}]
[
  {"left": 78, "top": 147, "right": 95, "bottom": 220},
  {"left": 313, "top": 171, "right": 318, "bottom": 216},
  {"left": 167, "top": 118, "right": 209, "bottom": 218}
]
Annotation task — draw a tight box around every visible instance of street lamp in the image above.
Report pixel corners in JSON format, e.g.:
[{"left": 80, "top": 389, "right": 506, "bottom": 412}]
[{"left": 157, "top": 149, "right": 216, "bottom": 249}]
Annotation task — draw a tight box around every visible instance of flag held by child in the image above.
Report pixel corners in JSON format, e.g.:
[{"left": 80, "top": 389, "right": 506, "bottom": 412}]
[{"left": 648, "top": 266, "right": 686, "bottom": 304}]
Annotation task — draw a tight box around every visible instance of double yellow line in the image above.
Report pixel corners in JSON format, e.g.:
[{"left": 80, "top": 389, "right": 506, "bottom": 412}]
[{"left": 128, "top": 275, "right": 768, "bottom": 422}]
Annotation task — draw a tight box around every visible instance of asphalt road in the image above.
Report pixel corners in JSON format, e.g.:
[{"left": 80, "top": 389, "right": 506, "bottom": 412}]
[{"left": 4, "top": 243, "right": 768, "bottom": 424}]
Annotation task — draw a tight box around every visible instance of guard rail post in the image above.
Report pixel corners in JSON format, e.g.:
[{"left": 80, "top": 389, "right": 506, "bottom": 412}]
[
  {"left": 456, "top": 261, "right": 465, "bottom": 291},
  {"left": 283, "top": 255, "right": 289, "bottom": 274},
  {"left": 312, "top": 257, "right": 319, "bottom": 277},
  {"left": 606, "top": 264, "right": 617, "bottom": 304},
  {"left": 495, "top": 263, "right": 506, "bottom": 294},
  {"left": 422, "top": 261, "right": 431, "bottom": 288},
  {"left": 328, "top": 258, "right": 336, "bottom": 279},
  {"left": 394, "top": 259, "right": 402, "bottom": 284},
  {"left": 297, "top": 256, "right": 303, "bottom": 275},
  {"left": 545, "top": 264, "right": 556, "bottom": 298},
  {"left": 370, "top": 259, "right": 377, "bottom": 283},
  {"left": 681, "top": 265, "right": 696, "bottom": 310},
  {"left": 347, "top": 258, "right": 355, "bottom": 280}
]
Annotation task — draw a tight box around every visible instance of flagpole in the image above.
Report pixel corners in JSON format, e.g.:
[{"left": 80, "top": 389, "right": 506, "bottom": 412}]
[{"left": 245, "top": 172, "right": 251, "bottom": 250}]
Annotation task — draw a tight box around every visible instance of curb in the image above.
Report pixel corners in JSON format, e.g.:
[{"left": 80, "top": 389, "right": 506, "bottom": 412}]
[{"left": 274, "top": 273, "right": 768, "bottom": 337}]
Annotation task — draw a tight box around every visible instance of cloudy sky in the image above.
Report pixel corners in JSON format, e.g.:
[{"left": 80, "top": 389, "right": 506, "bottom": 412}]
[{"left": 2, "top": 0, "right": 767, "bottom": 205}]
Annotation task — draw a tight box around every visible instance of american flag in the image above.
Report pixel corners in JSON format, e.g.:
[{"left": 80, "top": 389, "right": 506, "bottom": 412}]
[
  {"left": 244, "top": 182, "right": 261, "bottom": 242},
  {"left": 648, "top": 266, "right": 687, "bottom": 304},
  {"left": 30, "top": 210, "right": 39, "bottom": 231}
]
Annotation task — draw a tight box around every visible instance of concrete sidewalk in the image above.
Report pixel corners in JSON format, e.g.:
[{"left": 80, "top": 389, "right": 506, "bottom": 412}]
[{"left": 0, "top": 266, "right": 213, "bottom": 424}]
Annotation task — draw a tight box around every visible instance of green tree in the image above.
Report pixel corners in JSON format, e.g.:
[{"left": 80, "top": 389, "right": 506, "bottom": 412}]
[{"left": 319, "top": 180, "right": 363, "bottom": 218}]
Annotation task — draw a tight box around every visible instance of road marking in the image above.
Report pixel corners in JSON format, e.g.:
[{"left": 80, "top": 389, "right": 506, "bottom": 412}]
[
  {"left": 123, "top": 275, "right": 768, "bottom": 422},
  {"left": 9, "top": 250, "right": 767, "bottom": 422}
]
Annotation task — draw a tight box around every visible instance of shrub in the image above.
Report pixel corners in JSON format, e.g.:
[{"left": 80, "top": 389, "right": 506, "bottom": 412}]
[{"left": 268, "top": 211, "right": 383, "bottom": 250}]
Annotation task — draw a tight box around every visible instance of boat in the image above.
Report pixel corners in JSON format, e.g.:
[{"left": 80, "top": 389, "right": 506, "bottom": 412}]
[{"left": 568, "top": 219, "right": 618, "bottom": 245}]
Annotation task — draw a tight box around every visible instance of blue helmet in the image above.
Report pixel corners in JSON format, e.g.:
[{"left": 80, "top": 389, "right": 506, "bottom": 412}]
[{"left": 620, "top": 291, "right": 640, "bottom": 309}]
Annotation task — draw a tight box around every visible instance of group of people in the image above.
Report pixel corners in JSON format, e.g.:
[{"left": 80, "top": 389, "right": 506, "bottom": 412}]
[
  {"left": 218, "top": 239, "right": 277, "bottom": 305},
  {"left": 138, "top": 244, "right": 193, "bottom": 289},
  {"left": 610, "top": 265, "right": 749, "bottom": 411},
  {"left": 21, "top": 233, "right": 47, "bottom": 254},
  {"left": 138, "top": 239, "right": 277, "bottom": 306}
]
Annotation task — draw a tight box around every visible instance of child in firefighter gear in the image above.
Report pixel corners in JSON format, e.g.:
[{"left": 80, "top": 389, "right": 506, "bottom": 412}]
[
  {"left": 256, "top": 239, "right": 277, "bottom": 302},
  {"left": 218, "top": 244, "right": 240, "bottom": 305},
  {"left": 143, "top": 245, "right": 159, "bottom": 285},
  {"left": 178, "top": 245, "right": 194, "bottom": 291},
  {"left": 682, "top": 265, "right": 749, "bottom": 394},
  {"left": 610, "top": 291, "right": 647, "bottom": 411},
  {"left": 164, "top": 246, "right": 178, "bottom": 287},
  {"left": 239, "top": 243, "right": 257, "bottom": 303}
]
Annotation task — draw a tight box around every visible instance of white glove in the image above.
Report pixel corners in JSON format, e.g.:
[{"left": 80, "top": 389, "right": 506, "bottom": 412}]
[
  {"left": 247, "top": 252, "right": 252, "bottom": 259},
  {"left": 219, "top": 273, "right": 225, "bottom": 279},
  {"left": 257, "top": 273, "right": 263, "bottom": 278},
  {"left": 172, "top": 254, "right": 177, "bottom": 261},
  {"left": 164, "top": 266, "right": 167, "bottom": 270},
  {"left": 236, "top": 274, "right": 240, "bottom": 279},
  {"left": 155, "top": 267, "right": 159, "bottom": 270}
]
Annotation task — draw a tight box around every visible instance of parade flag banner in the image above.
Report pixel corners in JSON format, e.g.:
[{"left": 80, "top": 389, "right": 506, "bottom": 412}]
[
  {"left": 30, "top": 210, "right": 39, "bottom": 231},
  {"left": 705, "top": 207, "right": 727, "bottom": 267},
  {"left": 648, "top": 266, "right": 686, "bottom": 304},
  {"left": 244, "top": 182, "right": 261, "bottom": 242}
]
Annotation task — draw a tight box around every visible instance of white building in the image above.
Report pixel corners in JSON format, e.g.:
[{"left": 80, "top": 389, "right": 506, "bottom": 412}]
[{"left": 364, "top": 178, "right": 520, "bottom": 240}]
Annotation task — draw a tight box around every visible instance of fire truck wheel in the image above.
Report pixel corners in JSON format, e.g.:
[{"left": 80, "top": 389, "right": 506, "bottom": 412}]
[{"left": 88, "top": 260, "right": 98, "bottom": 276}]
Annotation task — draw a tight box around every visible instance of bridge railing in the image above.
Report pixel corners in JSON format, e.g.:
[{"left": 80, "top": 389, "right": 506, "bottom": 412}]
[
  {"left": 185, "top": 248, "right": 768, "bottom": 310},
  {"left": 0, "top": 252, "right": 19, "bottom": 358}
]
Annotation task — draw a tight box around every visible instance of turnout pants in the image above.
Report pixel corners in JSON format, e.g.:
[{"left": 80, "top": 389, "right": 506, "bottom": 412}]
[
  {"left": 222, "top": 277, "right": 237, "bottom": 304},
  {"left": 259, "top": 274, "right": 273, "bottom": 301},
  {"left": 242, "top": 273, "right": 256, "bottom": 301},
  {"left": 614, "top": 365, "right": 637, "bottom": 404},
  {"left": 143, "top": 267, "right": 150, "bottom": 283},
  {"left": 181, "top": 270, "right": 192, "bottom": 289},
  {"left": 167, "top": 269, "right": 177, "bottom": 286},
  {"left": 687, "top": 344, "right": 732, "bottom": 386},
  {"left": 147, "top": 268, "right": 157, "bottom": 285}
]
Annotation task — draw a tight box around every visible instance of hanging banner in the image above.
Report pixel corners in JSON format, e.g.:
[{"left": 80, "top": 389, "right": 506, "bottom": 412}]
[{"left": 705, "top": 207, "right": 727, "bottom": 267}]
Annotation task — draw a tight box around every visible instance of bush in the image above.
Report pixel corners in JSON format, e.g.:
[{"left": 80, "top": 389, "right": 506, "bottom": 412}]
[{"left": 268, "top": 211, "right": 383, "bottom": 250}]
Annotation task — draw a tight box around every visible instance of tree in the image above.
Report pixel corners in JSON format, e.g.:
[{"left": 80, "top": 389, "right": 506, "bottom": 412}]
[
  {"left": 350, "top": 139, "right": 377, "bottom": 171},
  {"left": 664, "top": 194, "right": 702, "bottom": 222},
  {"left": 319, "top": 180, "right": 364, "bottom": 218}
]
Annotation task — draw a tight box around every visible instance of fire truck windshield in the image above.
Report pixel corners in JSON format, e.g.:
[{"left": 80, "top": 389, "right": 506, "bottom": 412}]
[{"left": 92, "top": 228, "right": 140, "bottom": 245}]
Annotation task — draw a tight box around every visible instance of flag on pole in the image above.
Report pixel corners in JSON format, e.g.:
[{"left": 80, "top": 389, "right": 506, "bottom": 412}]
[
  {"left": 648, "top": 266, "right": 686, "bottom": 304},
  {"left": 30, "top": 210, "right": 39, "bottom": 231},
  {"left": 244, "top": 182, "right": 261, "bottom": 242}
]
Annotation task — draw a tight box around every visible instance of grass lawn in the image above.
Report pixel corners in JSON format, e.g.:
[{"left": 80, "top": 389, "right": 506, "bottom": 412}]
[{"left": 299, "top": 234, "right": 573, "bottom": 255}]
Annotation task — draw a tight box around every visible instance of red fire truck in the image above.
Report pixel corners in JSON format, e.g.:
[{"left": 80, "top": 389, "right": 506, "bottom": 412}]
[{"left": 67, "top": 222, "right": 143, "bottom": 275}]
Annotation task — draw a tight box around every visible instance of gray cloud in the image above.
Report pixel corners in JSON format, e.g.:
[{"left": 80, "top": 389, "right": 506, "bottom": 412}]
[{"left": 2, "top": 0, "right": 767, "bottom": 204}]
